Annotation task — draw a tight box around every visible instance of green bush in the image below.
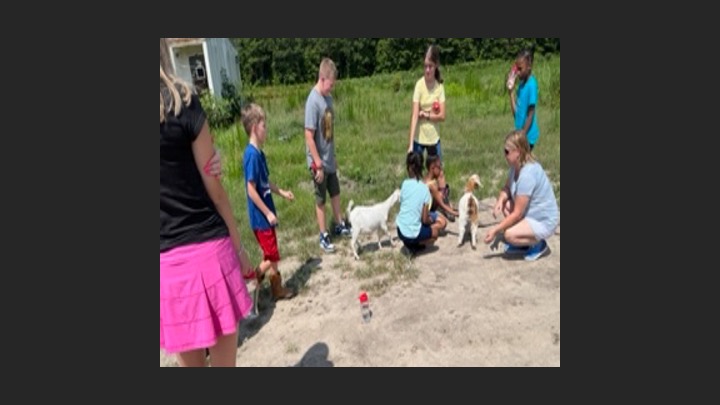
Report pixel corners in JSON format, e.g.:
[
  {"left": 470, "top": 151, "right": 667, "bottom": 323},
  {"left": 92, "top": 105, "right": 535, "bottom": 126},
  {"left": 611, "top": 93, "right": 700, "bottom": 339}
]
[{"left": 199, "top": 90, "right": 233, "bottom": 129}]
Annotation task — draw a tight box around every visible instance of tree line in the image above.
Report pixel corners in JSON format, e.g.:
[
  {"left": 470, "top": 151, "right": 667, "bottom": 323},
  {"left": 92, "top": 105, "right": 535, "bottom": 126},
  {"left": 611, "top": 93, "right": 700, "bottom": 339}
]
[{"left": 231, "top": 38, "right": 560, "bottom": 86}]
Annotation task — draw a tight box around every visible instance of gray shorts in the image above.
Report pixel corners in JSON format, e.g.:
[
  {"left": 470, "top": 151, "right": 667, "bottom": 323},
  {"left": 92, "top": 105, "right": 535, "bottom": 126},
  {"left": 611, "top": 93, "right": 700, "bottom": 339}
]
[
  {"left": 312, "top": 169, "right": 340, "bottom": 205},
  {"left": 526, "top": 217, "right": 558, "bottom": 241}
]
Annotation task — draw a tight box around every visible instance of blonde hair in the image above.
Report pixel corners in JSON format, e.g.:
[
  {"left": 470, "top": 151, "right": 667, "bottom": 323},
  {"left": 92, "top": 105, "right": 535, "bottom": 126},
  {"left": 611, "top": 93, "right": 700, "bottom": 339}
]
[
  {"left": 240, "top": 103, "right": 266, "bottom": 137},
  {"left": 505, "top": 130, "right": 536, "bottom": 167},
  {"left": 318, "top": 57, "right": 337, "bottom": 80},
  {"left": 160, "top": 38, "right": 193, "bottom": 123}
]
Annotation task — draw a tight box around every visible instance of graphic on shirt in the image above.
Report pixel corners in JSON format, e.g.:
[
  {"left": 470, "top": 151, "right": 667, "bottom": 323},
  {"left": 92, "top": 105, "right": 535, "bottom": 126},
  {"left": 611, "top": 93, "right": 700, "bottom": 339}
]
[{"left": 323, "top": 108, "right": 334, "bottom": 141}]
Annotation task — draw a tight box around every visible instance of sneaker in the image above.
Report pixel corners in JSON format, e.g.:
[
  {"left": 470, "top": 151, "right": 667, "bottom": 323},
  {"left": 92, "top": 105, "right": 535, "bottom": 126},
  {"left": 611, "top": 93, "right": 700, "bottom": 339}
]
[
  {"left": 524, "top": 239, "right": 549, "bottom": 261},
  {"left": 504, "top": 243, "right": 529, "bottom": 255},
  {"left": 319, "top": 232, "right": 335, "bottom": 253},
  {"left": 334, "top": 221, "right": 352, "bottom": 237}
]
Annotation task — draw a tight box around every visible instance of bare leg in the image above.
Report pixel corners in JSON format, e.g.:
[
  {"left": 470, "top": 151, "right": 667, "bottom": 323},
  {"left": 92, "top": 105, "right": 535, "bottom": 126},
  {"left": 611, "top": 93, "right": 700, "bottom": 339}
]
[
  {"left": 435, "top": 212, "right": 448, "bottom": 231},
  {"left": 504, "top": 219, "right": 539, "bottom": 247},
  {"left": 176, "top": 349, "right": 207, "bottom": 367},
  {"left": 330, "top": 194, "right": 343, "bottom": 225},
  {"left": 316, "top": 203, "right": 327, "bottom": 234},
  {"left": 208, "top": 331, "right": 238, "bottom": 367},
  {"left": 421, "top": 222, "right": 443, "bottom": 246},
  {"left": 257, "top": 259, "right": 272, "bottom": 277},
  {"left": 264, "top": 262, "right": 278, "bottom": 279}
]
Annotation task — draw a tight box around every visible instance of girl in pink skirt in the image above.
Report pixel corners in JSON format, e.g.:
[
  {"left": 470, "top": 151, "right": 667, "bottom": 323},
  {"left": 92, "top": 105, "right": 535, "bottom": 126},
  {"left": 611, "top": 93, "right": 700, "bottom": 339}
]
[{"left": 160, "top": 38, "right": 254, "bottom": 366}]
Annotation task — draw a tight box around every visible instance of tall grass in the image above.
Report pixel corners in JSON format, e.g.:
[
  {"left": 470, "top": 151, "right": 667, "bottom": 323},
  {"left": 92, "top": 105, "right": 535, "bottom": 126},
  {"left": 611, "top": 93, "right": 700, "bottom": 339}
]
[{"left": 213, "top": 55, "right": 560, "bottom": 274}]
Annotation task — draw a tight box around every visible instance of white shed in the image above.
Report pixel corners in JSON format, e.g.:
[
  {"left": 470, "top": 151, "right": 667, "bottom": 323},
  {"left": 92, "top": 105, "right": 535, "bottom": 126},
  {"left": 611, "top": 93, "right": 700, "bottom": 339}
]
[{"left": 165, "top": 38, "right": 240, "bottom": 98}]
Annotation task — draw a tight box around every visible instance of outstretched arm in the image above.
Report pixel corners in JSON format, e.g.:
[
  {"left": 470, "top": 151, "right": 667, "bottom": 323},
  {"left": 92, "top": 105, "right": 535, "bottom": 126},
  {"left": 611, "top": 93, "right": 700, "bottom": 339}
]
[
  {"left": 485, "top": 194, "right": 528, "bottom": 245},
  {"left": 270, "top": 181, "right": 294, "bottom": 201},
  {"left": 430, "top": 182, "right": 457, "bottom": 216}
]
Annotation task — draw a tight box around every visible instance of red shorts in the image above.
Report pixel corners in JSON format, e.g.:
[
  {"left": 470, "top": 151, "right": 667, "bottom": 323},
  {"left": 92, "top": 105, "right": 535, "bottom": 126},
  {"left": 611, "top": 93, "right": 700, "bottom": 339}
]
[{"left": 253, "top": 228, "right": 280, "bottom": 262}]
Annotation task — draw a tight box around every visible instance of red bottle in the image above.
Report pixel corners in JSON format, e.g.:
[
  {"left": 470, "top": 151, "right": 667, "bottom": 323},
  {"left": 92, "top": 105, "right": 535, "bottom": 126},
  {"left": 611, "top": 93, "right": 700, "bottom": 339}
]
[{"left": 359, "top": 291, "right": 371, "bottom": 323}]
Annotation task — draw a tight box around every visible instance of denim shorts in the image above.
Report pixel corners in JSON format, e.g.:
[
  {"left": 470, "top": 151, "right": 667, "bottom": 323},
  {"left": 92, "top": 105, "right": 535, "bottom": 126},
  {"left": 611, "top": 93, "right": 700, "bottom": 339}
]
[{"left": 413, "top": 139, "right": 443, "bottom": 163}]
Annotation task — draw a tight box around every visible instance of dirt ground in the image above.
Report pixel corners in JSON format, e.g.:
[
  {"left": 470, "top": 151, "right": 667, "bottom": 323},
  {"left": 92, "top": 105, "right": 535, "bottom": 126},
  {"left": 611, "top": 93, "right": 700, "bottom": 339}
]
[{"left": 160, "top": 198, "right": 560, "bottom": 367}]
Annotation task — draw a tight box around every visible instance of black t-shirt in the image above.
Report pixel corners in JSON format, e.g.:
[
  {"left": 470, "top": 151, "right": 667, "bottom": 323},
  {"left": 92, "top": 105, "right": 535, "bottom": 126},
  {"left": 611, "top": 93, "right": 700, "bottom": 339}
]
[{"left": 160, "top": 92, "right": 228, "bottom": 252}]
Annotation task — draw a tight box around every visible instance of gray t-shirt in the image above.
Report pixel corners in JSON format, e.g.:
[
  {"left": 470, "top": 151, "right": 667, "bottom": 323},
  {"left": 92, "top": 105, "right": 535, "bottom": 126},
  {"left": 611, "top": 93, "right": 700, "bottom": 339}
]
[
  {"left": 509, "top": 161, "right": 559, "bottom": 231},
  {"left": 305, "top": 87, "right": 337, "bottom": 174}
]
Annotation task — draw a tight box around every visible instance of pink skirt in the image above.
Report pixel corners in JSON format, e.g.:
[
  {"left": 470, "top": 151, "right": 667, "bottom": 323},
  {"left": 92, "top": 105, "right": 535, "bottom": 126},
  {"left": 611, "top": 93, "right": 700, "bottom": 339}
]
[{"left": 160, "top": 237, "right": 253, "bottom": 354}]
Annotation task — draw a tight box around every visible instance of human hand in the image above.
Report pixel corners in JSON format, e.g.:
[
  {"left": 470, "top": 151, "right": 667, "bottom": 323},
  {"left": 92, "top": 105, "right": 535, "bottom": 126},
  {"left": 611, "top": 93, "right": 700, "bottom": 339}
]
[
  {"left": 484, "top": 227, "right": 496, "bottom": 245},
  {"left": 314, "top": 168, "right": 324, "bottom": 183},
  {"left": 204, "top": 147, "right": 222, "bottom": 177},
  {"left": 244, "top": 267, "right": 264, "bottom": 291},
  {"left": 266, "top": 212, "right": 278, "bottom": 226},
  {"left": 485, "top": 227, "right": 502, "bottom": 249},
  {"left": 242, "top": 266, "right": 258, "bottom": 281},
  {"left": 238, "top": 248, "right": 254, "bottom": 278},
  {"left": 492, "top": 200, "right": 503, "bottom": 219},
  {"left": 506, "top": 65, "right": 518, "bottom": 91},
  {"left": 281, "top": 189, "right": 295, "bottom": 201}
]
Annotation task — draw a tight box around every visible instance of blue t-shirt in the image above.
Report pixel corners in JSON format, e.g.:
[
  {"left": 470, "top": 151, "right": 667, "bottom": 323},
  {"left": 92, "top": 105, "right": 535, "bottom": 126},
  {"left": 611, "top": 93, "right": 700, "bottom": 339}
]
[
  {"left": 395, "top": 178, "right": 432, "bottom": 238},
  {"left": 509, "top": 161, "right": 558, "bottom": 231},
  {"left": 515, "top": 75, "right": 539, "bottom": 146},
  {"left": 243, "top": 144, "right": 276, "bottom": 230}
]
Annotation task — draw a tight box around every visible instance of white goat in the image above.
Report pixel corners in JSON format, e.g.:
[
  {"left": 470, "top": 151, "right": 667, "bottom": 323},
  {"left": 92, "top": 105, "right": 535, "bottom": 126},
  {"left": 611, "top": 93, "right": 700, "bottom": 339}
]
[{"left": 346, "top": 189, "right": 401, "bottom": 260}]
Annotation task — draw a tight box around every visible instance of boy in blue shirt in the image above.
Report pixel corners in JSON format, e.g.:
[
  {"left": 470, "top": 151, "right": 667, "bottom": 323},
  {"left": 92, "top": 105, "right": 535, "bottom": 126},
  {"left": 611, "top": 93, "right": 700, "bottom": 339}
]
[{"left": 242, "top": 103, "right": 296, "bottom": 300}]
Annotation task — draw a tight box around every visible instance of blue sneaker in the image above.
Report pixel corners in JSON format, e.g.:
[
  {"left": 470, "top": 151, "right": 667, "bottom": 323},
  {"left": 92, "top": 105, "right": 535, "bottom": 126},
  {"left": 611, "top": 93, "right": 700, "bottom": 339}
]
[
  {"left": 504, "top": 243, "right": 529, "bottom": 255},
  {"left": 334, "top": 221, "right": 352, "bottom": 237},
  {"left": 524, "top": 239, "right": 549, "bottom": 261},
  {"left": 319, "top": 232, "right": 335, "bottom": 253}
]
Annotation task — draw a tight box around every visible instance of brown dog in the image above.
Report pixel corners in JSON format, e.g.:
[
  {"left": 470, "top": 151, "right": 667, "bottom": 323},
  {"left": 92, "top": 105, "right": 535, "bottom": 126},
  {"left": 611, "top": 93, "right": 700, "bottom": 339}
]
[{"left": 457, "top": 174, "right": 483, "bottom": 249}]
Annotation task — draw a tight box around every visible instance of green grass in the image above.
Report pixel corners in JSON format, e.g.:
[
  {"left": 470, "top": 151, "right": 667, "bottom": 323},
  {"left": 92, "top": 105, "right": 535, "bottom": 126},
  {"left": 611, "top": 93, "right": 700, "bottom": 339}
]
[{"left": 213, "top": 56, "right": 560, "bottom": 286}]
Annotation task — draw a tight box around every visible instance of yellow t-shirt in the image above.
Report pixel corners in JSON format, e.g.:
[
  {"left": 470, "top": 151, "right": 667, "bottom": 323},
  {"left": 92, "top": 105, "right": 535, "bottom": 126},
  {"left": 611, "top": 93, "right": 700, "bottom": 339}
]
[{"left": 412, "top": 78, "right": 446, "bottom": 145}]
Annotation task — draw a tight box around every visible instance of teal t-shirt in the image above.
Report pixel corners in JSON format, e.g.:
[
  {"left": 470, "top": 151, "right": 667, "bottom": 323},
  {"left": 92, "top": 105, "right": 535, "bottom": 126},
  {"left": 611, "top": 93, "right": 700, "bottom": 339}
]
[{"left": 395, "top": 178, "right": 431, "bottom": 238}]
